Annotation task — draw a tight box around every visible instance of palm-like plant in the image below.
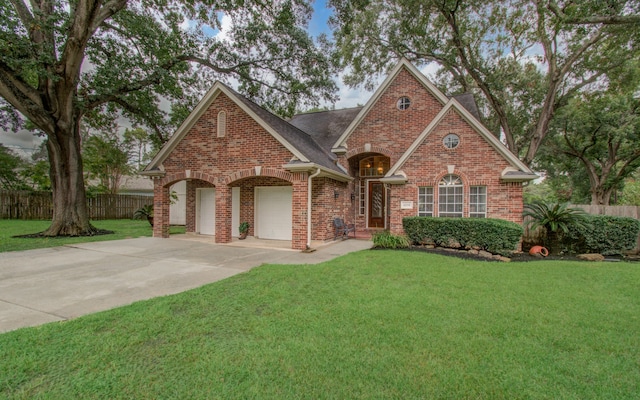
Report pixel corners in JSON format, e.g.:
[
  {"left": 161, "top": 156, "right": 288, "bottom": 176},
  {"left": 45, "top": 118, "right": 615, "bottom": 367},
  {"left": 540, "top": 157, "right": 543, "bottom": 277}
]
[
  {"left": 133, "top": 204, "right": 154, "bottom": 227},
  {"left": 523, "top": 201, "right": 588, "bottom": 254}
]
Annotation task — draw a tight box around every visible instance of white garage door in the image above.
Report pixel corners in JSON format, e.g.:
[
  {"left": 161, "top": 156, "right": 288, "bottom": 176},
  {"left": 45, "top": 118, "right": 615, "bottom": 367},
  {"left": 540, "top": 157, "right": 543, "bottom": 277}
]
[
  {"left": 197, "top": 188, "right": 216, "bottom": 235},
  {"left": 256, "top": 186, "right": 292, "bottom": 240}
]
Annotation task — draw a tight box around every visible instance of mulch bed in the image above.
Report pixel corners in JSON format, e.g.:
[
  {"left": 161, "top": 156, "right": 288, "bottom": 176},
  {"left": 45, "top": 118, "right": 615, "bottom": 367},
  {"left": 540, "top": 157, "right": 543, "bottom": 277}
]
[{"left": 406, "top": 245, "right": 637, "bottom": 263}]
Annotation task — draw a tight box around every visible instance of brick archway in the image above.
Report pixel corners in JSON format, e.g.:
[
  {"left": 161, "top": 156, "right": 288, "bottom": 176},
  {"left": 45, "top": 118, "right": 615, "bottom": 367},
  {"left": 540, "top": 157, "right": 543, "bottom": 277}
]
[
  {"left": 159, "top": 171, "right": 217, "bottom": 188},
  {"left": 345, "top": 145, "right": 394, "bottom": 160},
  {"left": 223, "top": 167, "right": 294, "bottom": 185}
]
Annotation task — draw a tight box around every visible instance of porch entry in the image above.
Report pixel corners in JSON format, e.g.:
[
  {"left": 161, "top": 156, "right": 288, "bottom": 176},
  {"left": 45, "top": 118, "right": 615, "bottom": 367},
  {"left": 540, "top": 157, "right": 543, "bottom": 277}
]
[{"left": 359, "top": 155, "right": 390, "bottom": 229}]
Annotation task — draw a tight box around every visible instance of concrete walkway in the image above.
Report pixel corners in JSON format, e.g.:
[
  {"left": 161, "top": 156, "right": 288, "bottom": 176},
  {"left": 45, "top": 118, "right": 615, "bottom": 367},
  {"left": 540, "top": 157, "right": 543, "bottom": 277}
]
[{"left": 0, "top": 237, "right": 371, "bottom": 333}]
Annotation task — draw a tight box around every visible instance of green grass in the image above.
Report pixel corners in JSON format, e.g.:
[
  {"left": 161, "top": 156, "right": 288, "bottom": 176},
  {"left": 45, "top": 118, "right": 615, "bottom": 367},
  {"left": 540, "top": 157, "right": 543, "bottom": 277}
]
[
  {"left": 1, "top": 251, "right": 638, "bottom": 399},
  {"left": 0, "top": 220, "right": 185, "bottom": 253}
]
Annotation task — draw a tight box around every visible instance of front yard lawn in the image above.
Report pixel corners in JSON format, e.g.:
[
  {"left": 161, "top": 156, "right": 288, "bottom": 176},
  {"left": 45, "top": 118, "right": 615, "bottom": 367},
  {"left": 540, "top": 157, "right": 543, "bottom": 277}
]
[
  {"left": 0, "top": 219, "right": 185, "bottom": 253},
  {"left": 1, "top": 250, "right": 638, "bottom": 398}
]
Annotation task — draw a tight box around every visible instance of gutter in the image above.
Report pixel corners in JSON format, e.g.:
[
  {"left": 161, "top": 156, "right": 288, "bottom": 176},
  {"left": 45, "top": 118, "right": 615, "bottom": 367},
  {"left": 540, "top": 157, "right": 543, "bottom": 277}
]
[{"left": 307, "top": 168, "right": 322, "bottom": 249}]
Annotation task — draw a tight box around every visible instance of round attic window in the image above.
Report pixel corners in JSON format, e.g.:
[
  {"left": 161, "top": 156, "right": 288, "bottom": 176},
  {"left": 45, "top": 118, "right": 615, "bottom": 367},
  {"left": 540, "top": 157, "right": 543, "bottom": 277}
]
[
  {"left": 397, "top": 96, "right": 411, "bottom": 110},
  {"left": 443, "top": 133, "right": 460, "bottom": 149}
]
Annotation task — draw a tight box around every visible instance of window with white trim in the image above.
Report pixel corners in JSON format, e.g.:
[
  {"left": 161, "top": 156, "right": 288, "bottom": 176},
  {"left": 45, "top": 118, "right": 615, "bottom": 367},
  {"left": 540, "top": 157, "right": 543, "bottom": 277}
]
[
  {"left": 418, "top": 187, "right": 434, "bottom": 216},
  {"left": 217, "top": 111, "right": 226, "bottom": 137},
  {"left": 397, "top": 96, "right": 411, "bottom": 110},
  {"left": 438, "top": 174, "right": 463, "bottom": 217},
  {"left": 469, "top": 186, "right": 487, "bottom": 218}
]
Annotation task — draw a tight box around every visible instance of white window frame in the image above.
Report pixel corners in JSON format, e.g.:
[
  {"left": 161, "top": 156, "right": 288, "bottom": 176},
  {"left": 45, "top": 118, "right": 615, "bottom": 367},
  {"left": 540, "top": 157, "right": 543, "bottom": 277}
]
[
  {"left": 438, "top": 174, "right": 463, "bottom": 218},
  {"left": 397, "top": 96, "right": 411, "bottom": 110},
  {"left": 469, "top": 186, "right": 487, "bottom": 218},
  {"left": 418, "top": 187, "right": 434, "bottom": 217}
]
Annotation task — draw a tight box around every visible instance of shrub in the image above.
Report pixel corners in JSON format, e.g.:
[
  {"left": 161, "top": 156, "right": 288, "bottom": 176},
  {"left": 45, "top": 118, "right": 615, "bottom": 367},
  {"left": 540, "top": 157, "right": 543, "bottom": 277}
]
[
  {"left": 372, "top": 231, "right": 410, "bottom": 249},
  {"left": 563, "top": 215, "right": 640, "bottom": 255},
  {"left": 403, "top": 217, "right": 523, "bottom": 256},
  {"left": 523, "top": 201, "right": 588, "bottom": 254}
]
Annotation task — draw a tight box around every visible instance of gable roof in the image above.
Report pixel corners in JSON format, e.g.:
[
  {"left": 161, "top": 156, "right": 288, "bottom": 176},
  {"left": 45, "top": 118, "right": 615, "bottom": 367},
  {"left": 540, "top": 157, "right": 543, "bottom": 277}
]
[
  {"left": 332, "top": 58, "right": 450, "bottom": 151},
  {"left": 143, "top": 82, "right": 347, "bottom": 178},
  {"left": 387, "top": 98, "right": 535, "bottom": 179}
]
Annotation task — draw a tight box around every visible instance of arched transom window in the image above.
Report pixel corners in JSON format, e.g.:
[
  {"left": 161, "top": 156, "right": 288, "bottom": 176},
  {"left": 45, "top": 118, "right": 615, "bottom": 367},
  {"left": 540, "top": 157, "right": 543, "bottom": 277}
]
[
  {"left": 359, "top": 156, "right": 390, "bottom": 177},
  {"left": 438, "top": 174, "right": 463, "bottom": 217}
]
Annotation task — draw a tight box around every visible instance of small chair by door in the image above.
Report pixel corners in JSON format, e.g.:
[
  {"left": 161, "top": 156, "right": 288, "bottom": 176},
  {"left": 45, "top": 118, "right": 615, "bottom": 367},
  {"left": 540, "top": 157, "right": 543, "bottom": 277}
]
[{"left": 333, "top": 218, "right": 356, "bottom": 240}]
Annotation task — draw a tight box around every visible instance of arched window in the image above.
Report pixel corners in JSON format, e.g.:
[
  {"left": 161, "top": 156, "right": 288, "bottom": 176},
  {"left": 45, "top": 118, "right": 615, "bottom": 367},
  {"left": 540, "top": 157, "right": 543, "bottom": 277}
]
[
  {"left": 438, "top": 174, "right": 463, "bottom": 217},
  {"left": 217, "top": 111, "right": 226, "bottom": 137}
]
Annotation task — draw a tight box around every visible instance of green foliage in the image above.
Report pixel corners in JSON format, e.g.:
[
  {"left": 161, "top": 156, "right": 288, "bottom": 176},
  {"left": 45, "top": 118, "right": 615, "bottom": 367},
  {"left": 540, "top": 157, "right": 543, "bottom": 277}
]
[
  {"left": 523, "top": 181, "right": 560, "bottom": 204},
  {"left": 563, "top": 215, "right": 640, "bottom": 255},
  {"left": 540, "top": 81, "right": 640, "bottom": 205},
  {"left": 403, "top": 217, "right": 523, "bottom": 256},
  {"left": 239, "top": 221, "right": 250, "bottom": 234},
  {"left": 2, "top": 251, "right": 638, "bottom": 398},
  {"left": 132, "top": 205, "right": 154, "bottom": 220},
  {"left": 371, "top": 230, "right": 410, "bottom": 249},
  {"left": 620, "top": 178, "right": 640, "bottom": 206},
  {"left": 523, "top": 201, "right": 588, "bottom": 253},
  {"left": 0, "top": 144, "right": 26, "bottom": 190},
  {"left": 83, "top": 132, "right": 132, "bottom": 194},
  {"left": 523, "top": 201, "right": 588, "bottom": 235}
]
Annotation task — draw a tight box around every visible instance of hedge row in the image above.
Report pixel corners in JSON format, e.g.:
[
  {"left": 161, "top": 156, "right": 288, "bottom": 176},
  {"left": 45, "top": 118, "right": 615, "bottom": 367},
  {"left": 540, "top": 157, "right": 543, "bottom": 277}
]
[
  {"left": 403, "top": 217, "right": 523, "bottom": 256},
  {"left": 563, "top": 215, "right": 640, "bottom": 255}
]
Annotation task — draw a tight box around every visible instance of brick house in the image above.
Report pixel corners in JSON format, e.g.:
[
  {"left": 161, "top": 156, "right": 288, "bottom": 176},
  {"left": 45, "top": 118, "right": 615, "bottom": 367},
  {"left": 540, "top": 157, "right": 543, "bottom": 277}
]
[{"left": 142, "top": 59, "right": 536, "bottom": 250}]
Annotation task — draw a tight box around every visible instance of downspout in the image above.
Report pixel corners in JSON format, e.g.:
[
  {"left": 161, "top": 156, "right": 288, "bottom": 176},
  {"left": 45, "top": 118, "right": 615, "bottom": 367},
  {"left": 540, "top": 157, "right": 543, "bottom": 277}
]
[{"left": 307, "top": 168, "right": 322, "bottom": 249}]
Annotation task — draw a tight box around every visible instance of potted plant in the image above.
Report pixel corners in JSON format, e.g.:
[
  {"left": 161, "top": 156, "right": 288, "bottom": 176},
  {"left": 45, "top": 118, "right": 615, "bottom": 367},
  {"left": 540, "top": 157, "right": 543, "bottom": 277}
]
[
  {"left": 133, "top": 204, "right": 154, "bottom": 227},
  {"left": 238, "top": 222, "right": 250, "bottom": 239}
]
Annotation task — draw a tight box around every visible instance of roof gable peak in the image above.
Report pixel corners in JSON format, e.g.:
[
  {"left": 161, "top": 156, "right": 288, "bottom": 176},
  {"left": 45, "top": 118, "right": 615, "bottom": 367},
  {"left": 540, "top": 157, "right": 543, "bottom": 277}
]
[{"left": 332, "top": 58, "right": 450, "bottom": 151}]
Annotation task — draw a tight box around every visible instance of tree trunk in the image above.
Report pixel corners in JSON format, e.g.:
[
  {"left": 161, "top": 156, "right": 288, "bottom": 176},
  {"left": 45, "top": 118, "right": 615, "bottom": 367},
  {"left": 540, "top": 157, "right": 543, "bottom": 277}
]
[
  {"left": 42, "top": 122, "right": 97, "bottom": 236},
  {"left": 591, "top": 187, "right": 613, "bottom": 206}
]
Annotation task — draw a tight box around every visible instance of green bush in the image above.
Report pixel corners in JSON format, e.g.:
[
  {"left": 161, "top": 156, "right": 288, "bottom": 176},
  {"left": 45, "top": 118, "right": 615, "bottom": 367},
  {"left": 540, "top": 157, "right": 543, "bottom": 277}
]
[
  {"left": 372, "top": 231, "right": 410, "bottom": 249},
  {"left": 403, "top": 217, "right": 523, "bottom": 256},
  {"left": 563, "top": 215, "right": 640, "bottom": 255}
]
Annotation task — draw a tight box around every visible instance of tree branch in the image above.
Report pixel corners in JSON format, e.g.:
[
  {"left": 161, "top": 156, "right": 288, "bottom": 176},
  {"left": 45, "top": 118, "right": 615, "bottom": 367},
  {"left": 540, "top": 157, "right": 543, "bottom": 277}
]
[{"left": 547, "top": 0, "right": 640, "bottom": 25}]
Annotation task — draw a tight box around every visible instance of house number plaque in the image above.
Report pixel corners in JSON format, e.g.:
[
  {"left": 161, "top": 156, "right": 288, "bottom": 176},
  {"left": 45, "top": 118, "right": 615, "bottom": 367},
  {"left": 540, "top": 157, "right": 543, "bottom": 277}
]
[{"left": 400, "top": 201, "right": 414, "bottom": 209}]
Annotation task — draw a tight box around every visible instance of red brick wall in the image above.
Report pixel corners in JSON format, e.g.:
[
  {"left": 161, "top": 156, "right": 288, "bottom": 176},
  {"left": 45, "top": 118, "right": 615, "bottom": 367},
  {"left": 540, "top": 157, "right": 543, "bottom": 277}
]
[
  {"left": 157, "top": 92, "right": 308, "bottom": 247},
  {"left": 341, "top": 68, "right": 446, "bottom": 170},
  {"left": 310, "top": 178, "right": 352, "bottom": 241},
  {"left": 339, "top": 66, "right": 524, "bottom": 233},
  {"left": 163, "top": 93, "right": 295, "bottom": 175},
  {"left": 396, "top": 109, "right": 524, "bottom": 224}
]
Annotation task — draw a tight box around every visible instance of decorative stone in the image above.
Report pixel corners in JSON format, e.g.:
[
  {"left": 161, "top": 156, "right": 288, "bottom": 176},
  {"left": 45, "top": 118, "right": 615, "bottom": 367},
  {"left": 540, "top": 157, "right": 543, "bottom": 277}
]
[
  {"left": 478, "top": 250, "right": 493, "bottom": 259},
  {"left": 498, "top": 256, "right": 511, "bottom": 262},
  {"left": 577, "top": 253, "right": 605, "bottom": 262},
  {"left": 468, "top": 249, "right": 479, "bottom": 255}
]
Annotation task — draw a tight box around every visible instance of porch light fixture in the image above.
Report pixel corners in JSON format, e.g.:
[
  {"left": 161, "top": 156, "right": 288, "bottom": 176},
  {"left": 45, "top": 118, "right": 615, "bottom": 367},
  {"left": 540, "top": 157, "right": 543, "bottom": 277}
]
[
  {"left": 334, "top": 190, "right": 340, "bottom": 199},
  {"left": 377, "top": 161, "right": 384, "bottom": 174}
]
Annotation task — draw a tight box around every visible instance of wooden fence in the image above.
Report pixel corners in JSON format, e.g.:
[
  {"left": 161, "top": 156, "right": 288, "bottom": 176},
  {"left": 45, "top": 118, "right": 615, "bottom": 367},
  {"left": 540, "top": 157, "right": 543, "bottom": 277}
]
[
  {"left": 523, "top": 204, "right": 640, "bottom": 251},
  {"left": 0, "top": 190, "right": 153, "bottom": 220}
]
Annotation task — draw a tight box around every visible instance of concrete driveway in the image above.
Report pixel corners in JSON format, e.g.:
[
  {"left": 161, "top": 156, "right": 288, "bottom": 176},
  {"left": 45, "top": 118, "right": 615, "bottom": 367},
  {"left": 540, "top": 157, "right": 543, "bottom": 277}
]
[{"left": 0, "top": 237, "right": 371, "bottom": 333}]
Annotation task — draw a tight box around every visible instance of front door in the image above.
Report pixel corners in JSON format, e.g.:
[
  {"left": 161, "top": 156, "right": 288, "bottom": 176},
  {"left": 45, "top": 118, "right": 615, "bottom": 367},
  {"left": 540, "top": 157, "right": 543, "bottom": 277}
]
[{"left": 368, "top": 181, "right": 385, "bottom": 228}]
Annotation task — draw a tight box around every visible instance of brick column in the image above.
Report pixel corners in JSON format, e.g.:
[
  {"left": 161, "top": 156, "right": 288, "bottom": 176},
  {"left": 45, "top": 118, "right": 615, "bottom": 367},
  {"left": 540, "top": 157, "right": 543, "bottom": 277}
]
[
  {"left": 215, "top": 184, "right": 232, "bottom": 244},
  {"left": 153, "top": 182, "right": 170, "bottom": 238},
  {"left": 292, "top": 173, "right": 309, "bottom": 250}
]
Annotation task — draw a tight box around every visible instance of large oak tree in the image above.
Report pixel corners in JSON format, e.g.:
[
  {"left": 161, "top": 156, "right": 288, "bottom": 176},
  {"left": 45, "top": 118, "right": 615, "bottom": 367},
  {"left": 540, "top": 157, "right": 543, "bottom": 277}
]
[
  {"left": 329, "top": 0, "right": 640, "bottom": 166},
  {"left": 0, "top": 0, "right": 337, "bottom": 235}
]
